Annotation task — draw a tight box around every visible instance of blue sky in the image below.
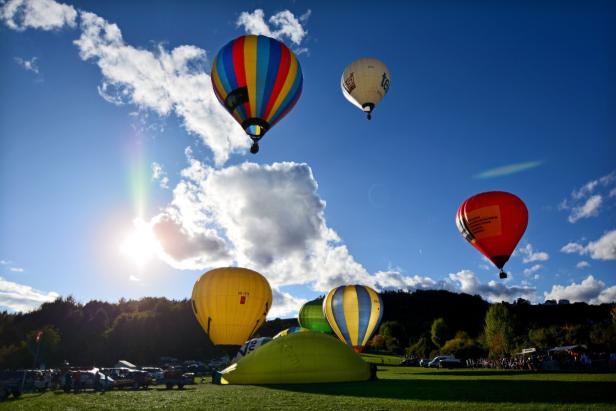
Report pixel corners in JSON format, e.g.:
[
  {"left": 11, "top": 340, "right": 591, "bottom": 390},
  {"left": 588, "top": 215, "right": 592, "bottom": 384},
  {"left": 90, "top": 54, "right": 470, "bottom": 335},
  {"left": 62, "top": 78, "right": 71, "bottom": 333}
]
[{"left": 1, "top": 0, "right": 615, "bottom": 316}]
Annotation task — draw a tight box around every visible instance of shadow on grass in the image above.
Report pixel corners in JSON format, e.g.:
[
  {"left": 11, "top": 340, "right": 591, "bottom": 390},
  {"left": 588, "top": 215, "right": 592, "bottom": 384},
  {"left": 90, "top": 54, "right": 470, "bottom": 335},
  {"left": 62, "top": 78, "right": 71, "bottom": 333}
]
[{"left": 263, "top": 379, "right": 616, "bottom": 404}]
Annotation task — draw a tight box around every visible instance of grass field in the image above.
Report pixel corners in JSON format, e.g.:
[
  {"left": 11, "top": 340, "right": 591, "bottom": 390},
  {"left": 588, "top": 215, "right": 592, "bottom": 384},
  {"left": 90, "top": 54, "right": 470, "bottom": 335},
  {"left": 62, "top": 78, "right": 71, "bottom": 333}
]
[{"left": 2, "top": 366, "right": 615, "bottom": 410}]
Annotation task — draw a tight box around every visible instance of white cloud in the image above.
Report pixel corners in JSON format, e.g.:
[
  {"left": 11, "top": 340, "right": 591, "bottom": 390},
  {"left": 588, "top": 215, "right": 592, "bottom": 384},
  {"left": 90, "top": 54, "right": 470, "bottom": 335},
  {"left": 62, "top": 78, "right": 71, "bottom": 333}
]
[
  {"left": 269, "top": 289, "right": 306, "bottom": 318},
  {"left": 448, "top": 270, "right": 536, "bottom": 303},
  {"left": 0, "top": 276, "right": 59, "bottom": 312},
  {"left": 561, "top": 242, "right": 586, "bottom": 254},
  {"left": 129, "top": 275, "right": 140, "bottom": 282},
  {"left": 237, "top": 9, "right": 309, "bottom": 47},
  {"left": 576, "top": 261, "right": 590, "bottom": 269},
  {"left": 151, "top": 162, "right": 169, "bottom": 189},
  {"left": 561, "top": 171, "right": 616, "bottom": 223},
  {"left": 518, "top": 243, "right": 549, "bottom": 263},
  {"left": 14, "top": 56, "right": 39, "bottom": 74},
  {"left": 544, "top": 275, "right": 616, "bottom": 304},
  {"left": 73, "top": 11, "right": 247, "bottom": 164},
  {"left": 523, "top": 264, "right": 542, "bottom": 276},
  {"left": 151, "top": 211, "right": 232, "bottom": 270},
  {"left": 568, "top": 195, "right": 602, "bottom": 223},
  {"left": 560, "top": 230, "right": 616, "bottom": 261},
  {"left": 1, "top": 0, "right": 76, "bottom": 31},
  {"left": 9, "top": 267, "right": 24, "bottom": 272}
]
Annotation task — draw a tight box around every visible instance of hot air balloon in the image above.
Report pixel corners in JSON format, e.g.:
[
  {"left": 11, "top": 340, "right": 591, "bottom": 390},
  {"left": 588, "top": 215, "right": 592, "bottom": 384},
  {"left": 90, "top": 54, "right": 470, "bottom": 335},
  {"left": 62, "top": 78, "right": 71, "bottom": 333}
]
[
  {"left": 231, "top": 337, "right": 272, "bottom": 363},
  {"left": 211, "top": 35, "right": 303, "bottom": 154},
  {"left": 191, "top": 267, "right": 272, "bottom": 347},
  {"left": 341, "top": 58, "right": 390, "bottom": 120},
  {"left": 298, "top": 298, "right": 333, "bottom": 334},
  {"left": 456, "top": 191, "right": 528, "bottom": 279},
  {"left": 273, "top": 326, "right": 310, "bottom": 339},
  {"left": 323, "top": 285, "right": 383, "bottom": 352}
]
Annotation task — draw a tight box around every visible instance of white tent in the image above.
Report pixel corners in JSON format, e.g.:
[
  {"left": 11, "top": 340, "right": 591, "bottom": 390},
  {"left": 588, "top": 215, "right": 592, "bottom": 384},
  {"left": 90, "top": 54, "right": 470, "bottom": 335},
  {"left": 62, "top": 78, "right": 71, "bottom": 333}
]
[{"left": 114, "top": 360, "right": 136, "bottom": 369}]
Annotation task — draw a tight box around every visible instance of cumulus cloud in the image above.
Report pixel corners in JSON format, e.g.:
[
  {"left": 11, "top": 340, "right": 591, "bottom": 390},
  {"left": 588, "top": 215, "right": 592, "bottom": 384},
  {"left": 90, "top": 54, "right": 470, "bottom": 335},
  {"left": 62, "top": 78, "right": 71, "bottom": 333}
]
[
  {"left": 151, "top": 211, "right": 232, "bottom": 270},
  {"left": 237, "top": 9, "right": 309, "bottom": 47},
  {"left": 568, "top": 195, "right": 602, "bottom": 223},
  {"left": 523, "top": 264, "right": 542, "bottom": 276},
  {"left": 151, "top": 162, "right": 169, "bottom": 189},
  {"left": 560, "top": 171, "right": 616, "bottom": 223},
  {"left": 1, "top": 0, "right": 76, "bottom": 31},
  {"left": 14, "top": 56, "right": 39, "bottom": 74},
  {"left": 0, "top": 277, "right": 59, "bottom": 312},
  {"left": 544, "top": 275, "right": 616, "bottom": 304},
  {"left": 518, "top": 243, "right": 549, "bottom": 263},
  {"left": 560, "top": 230, "right": 616, "bottom": 261},
  {"left": 576, "top": 261, "right": 590, "bottom": 269},
  {"left": 448, "top": 270, "right": 536, "bottom": 303},
  {"left": 269, "top": 289, "right": 306, "bottom": 318},
  {"left": 73, "top": 11, "right": 247, "bottom": 164}
]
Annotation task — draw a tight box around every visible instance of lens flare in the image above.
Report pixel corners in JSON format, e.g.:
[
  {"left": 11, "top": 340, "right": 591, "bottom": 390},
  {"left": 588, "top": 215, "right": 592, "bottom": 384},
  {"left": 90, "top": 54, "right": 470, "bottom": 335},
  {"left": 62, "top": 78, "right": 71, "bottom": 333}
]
[{"left": 120, "top": 218, "right": 159, "bottom": 268}]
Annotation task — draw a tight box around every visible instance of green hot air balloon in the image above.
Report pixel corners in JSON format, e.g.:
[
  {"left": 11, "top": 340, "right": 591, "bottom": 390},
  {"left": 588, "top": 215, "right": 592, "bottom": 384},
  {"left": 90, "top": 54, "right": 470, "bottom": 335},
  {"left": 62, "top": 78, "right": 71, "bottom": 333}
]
[{"left": 298, "top": 298, "right": 333, "bottom": 334}]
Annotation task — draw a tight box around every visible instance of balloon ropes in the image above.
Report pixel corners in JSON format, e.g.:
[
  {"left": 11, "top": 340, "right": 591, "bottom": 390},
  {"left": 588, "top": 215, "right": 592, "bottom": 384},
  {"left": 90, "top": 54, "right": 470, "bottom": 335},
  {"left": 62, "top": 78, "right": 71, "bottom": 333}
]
[
  {"left": 298, "top": 298, "right": 333, "bottom": 334},
  {"left": 323, "top": 285, "right": 383, "bottom": 352},
  {"left": 191, "top": 267, "right": 272, "bottom": 349},
  {"left": 211, "top": 35, "right": 303, "bottom": 154},
  {"left": 341, "top": 58, "right": 390, "bottom": 120},
  {"left": 456, "top": 191, "right": 528, "bottom": 279}
]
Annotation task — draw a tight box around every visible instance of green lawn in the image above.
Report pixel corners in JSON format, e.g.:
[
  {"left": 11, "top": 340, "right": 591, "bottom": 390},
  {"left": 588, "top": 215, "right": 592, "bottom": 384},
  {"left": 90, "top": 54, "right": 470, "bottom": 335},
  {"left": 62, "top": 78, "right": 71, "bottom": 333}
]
[{"left": 2, "top": 367, "right": 615, "bottom": 410}]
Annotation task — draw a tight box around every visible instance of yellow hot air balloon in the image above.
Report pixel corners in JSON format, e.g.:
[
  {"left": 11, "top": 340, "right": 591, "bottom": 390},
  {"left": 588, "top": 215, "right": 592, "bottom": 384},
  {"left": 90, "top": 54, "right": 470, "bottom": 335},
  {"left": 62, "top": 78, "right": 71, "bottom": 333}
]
[
  {"left": 191, "top": 267, "right": 272, "bottom": 346},
  {"left": 323, "top": 285, "right": 383, "bottom": 353},
  {"left": 341, "top": 58, "right": 390, "bottom": 120}
]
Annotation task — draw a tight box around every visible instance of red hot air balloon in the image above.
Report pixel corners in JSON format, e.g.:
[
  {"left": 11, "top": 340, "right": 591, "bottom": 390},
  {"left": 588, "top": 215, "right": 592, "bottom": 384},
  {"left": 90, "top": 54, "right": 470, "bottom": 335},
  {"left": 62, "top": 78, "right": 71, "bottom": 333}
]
[{"left": 456, "top": 191, "right": 528, "bottom": 279}]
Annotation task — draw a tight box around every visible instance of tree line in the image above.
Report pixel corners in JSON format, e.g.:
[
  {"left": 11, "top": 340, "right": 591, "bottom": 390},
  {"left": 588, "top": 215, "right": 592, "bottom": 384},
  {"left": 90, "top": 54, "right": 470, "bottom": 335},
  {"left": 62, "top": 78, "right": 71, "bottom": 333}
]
[{"left": 0, "top": 290, "right": 614, "bottom": 369}]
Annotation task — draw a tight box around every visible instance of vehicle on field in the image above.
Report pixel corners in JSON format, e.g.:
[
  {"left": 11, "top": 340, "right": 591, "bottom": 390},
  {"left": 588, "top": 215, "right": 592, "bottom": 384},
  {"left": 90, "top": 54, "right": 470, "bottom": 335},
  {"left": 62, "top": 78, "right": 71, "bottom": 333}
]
[
  {"left": 159, "top": 368, "right": 194, "bottom": 389},
  {"left": 419, "top": 358, "right": 431, "bottom": 367},
  {"left": 141, "top": 367, "right": 164, "bottom": 383},
  {"left": 399, "top": 358, "right": 420, "bottom": 367},
  {"left": 0, "top": 371, "right": 33, "bottom": 400},
  {"left": 428, "top": 355, "right": 462, "bottom": 368}
]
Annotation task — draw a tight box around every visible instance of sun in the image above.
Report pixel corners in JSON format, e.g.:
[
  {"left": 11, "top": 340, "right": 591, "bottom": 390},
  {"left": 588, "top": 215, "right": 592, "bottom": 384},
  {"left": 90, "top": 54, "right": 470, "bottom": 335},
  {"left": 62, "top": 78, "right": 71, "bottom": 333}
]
[{"left": 119, "top": 218, "right": 159, "bottom": 268}]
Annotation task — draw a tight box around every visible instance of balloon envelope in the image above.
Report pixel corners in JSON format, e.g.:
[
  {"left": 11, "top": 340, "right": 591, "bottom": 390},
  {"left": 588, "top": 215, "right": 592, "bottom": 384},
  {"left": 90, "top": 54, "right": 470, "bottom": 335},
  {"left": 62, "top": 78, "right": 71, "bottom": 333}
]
[
  {"left": 273, "top": 326, "right": 310, "bottom": 339},
  {"left": 341, "top": 58, "right": 390, "bottom": 118},
  {"left": 231, "top": 337, "right": 272, "bottom": 363},
  {"left": 214, "top": 331, "right": 372, "bottom": 384},
  {"left": 323, "top": 285, "right": 383, "bottom": 352},
  {"left": 211, "top": 35, "right": 303, "bottom": 144},
  {"left": 298, "top": 298, "right": 333, "bottom": 334},
  {"left": 456, "top": 191, "right": 528, "bottom": 272},
  {"left": 191, "top": 267, "right": 272, "bottom": 346}
]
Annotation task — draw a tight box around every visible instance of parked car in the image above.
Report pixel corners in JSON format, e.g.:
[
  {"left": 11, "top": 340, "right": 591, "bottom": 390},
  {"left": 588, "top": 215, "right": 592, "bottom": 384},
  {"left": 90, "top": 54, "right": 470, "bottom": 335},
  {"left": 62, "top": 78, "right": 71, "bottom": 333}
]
[
  {"left": 428, "top": 355, "right": 462, "bottom": 368},
  {"left": 0, "top": 371, "right": 32, "bottom": 400},
  {"left": 399, "top": 358, "right": 420, "bottom": 367},
  {"left": 159, "top": 368, "right": 194, "bottom": 389},
  {"left": 126, "top": 370, "right": 152, "bottom": 389},
  {"left": 419, "top": 358, "right": 431, "bottom": 367},
  {"left": 141, "top": 367, "right": 164, "bottom": 383}
]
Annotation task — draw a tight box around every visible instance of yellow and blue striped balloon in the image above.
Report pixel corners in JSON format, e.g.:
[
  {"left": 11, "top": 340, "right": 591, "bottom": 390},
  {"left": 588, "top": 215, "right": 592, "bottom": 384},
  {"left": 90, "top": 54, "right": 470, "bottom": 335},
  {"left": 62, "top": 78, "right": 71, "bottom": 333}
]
[
  {"left": 211, "top": 34, "right": 303, "bottom": 153},
  {"left": 323, "top": 285, "right": 383, "bottom": 352}
]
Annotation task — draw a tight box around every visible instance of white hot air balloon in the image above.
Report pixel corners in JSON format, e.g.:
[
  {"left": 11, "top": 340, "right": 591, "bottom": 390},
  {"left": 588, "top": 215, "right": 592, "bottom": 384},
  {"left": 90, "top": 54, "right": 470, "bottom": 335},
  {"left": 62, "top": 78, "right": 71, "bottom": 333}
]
[{"left": 341, "top": 58, "right": 390, "bottom": 120}]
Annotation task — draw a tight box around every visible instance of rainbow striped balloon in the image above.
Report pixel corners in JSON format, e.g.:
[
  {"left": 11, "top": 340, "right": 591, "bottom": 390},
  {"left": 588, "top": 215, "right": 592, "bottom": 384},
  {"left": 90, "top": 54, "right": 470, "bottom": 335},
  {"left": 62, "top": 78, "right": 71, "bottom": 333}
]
[
  {"left": 323, "top": 285, "right": 384, "bottom": 353},
  {"left": 211, "top": 35, "right": 303, "bottom": 153}
]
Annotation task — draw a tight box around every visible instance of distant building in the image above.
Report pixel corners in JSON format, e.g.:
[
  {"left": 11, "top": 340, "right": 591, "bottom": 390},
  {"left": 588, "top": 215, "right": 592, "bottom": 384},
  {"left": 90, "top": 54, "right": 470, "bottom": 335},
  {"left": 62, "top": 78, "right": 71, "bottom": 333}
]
[
  {"left": 558, "top": 299, "right": 570, "bottom": 305},
  {"left": 544, "top": 299, "right": 557, "bottom": 305}
]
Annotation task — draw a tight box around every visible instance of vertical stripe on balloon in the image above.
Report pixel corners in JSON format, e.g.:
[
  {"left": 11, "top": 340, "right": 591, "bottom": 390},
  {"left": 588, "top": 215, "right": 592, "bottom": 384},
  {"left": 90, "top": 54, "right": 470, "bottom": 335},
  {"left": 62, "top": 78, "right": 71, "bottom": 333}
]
[
  {"left": 331, "top": 287, "right": 352, "bottom": 346},
  {"left": 244, "top": 35, "right": 258, "bottom": 118}
]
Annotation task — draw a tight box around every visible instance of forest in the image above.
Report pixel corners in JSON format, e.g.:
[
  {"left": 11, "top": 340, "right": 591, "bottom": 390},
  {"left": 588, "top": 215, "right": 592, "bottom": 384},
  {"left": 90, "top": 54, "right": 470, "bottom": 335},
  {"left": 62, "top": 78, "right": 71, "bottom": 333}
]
[{"left": 0, "top": 290, "right": 614, "bottom": 369}]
